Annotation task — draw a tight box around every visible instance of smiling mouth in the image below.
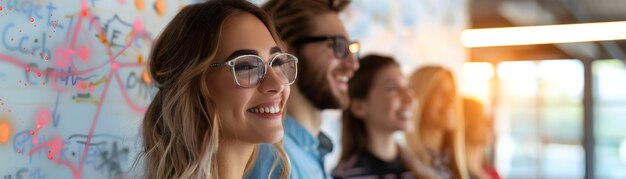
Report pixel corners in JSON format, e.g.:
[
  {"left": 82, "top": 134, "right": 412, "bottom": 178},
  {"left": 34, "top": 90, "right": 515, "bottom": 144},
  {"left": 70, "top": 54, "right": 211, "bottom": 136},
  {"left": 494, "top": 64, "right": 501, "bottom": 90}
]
[
  {"left": 335, "top": 75, "right": 350, "bottom": 92},
  {"left": 337, "top": 75, "right": 349, "bottom": 83},
  {"left": 247, "top": 104, "right": 282, "bottom": 114}
]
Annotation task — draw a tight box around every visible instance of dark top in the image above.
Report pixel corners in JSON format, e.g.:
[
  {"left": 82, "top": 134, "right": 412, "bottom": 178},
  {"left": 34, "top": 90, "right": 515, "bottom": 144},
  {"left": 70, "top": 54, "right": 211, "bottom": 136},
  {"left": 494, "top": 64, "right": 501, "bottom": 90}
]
[{"left": 332, "top": 150, "right": 415, "bottom": 179}]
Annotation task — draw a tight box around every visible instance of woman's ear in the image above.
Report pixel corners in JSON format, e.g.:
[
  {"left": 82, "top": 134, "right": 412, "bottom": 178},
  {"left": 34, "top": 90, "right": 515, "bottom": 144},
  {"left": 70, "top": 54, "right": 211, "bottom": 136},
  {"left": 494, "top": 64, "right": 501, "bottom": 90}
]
[{"left": 350, "top": 99, "right": 368, "bottom": 120}]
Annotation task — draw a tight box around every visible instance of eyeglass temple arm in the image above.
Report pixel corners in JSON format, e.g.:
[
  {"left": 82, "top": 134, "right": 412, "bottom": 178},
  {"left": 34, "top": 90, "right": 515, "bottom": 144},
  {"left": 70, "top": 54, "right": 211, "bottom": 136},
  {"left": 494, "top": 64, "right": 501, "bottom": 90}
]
[{"left": 210, "top": 63, "right": 230, "bottom": 68}]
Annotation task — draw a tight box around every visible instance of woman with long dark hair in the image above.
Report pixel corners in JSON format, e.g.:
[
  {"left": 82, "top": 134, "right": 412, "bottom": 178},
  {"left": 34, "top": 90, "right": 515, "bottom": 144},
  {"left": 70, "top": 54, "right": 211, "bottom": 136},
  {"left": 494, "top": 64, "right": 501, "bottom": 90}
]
[{"left": 333, "top": 55, "right": 430, "bottom": 178}]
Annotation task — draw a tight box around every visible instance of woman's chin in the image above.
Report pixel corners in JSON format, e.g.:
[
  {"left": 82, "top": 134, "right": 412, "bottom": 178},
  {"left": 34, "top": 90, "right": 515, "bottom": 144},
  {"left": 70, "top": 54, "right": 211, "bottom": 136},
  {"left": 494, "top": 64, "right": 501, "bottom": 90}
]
[{"left": 257, "top": 129, "right": 284, "bottom": 144}]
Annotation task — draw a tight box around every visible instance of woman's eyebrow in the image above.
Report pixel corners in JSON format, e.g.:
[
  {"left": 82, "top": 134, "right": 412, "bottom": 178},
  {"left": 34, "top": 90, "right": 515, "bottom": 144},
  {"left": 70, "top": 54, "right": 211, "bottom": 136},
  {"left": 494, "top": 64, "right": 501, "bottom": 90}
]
[
  {"left": 226, "top": 49, "right": 259, "bottom": 61},
  {"left": 269, "top": 46, "right": 282, "bottom": 54}
]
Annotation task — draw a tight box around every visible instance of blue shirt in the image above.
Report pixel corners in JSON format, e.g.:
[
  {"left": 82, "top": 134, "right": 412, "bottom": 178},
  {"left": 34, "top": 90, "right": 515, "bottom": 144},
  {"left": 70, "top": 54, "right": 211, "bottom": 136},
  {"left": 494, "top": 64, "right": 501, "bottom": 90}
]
[{"left": 245, "top": 115, "right": 332, "bottom": 179}]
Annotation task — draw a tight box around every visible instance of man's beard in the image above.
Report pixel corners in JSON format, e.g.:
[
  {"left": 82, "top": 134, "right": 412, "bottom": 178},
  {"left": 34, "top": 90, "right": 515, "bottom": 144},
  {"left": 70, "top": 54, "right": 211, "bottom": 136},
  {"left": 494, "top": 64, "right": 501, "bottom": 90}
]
[{"left": 295, "top": 56, "right": 343, "bottom": 110}]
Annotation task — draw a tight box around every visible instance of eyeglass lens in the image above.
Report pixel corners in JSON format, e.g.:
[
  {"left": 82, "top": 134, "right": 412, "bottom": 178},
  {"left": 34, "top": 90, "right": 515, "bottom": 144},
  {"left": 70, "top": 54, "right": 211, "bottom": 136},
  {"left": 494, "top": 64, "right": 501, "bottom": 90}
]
[{"left": 232, "top": 54, "right": 297, "bottom": 87}]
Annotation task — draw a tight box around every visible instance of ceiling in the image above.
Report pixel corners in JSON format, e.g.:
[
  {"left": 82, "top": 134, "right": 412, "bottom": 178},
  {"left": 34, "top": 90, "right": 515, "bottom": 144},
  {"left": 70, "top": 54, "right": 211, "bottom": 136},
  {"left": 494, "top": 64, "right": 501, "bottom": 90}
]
[{"left": 469, "top": 0, "right": 626, "bottom": 63}]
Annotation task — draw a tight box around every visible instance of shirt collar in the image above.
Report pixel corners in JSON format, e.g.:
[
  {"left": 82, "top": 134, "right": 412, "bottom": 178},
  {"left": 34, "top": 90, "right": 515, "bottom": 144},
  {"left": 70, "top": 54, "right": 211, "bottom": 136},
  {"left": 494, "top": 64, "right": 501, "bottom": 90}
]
[{"left": 284, "top": 114, "right": 319, "bottom": 149}]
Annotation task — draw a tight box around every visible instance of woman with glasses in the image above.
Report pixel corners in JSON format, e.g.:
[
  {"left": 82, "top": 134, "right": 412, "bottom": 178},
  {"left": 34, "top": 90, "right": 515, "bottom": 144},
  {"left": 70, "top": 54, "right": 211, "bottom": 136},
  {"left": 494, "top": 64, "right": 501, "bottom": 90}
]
[
  {"left": 140, "top": 1, "right": 295, "bottom": 178},
  {"left": 332, "top": 55, "right": 433, "bottom": 179}
]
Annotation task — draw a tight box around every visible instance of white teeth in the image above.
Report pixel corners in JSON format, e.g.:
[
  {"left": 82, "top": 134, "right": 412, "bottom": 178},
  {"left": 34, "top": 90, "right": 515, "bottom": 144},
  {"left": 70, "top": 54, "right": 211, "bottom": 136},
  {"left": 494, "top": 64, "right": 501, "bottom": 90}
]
[
  {"left": 248, "top": 105, "right": 281, "bottom": 114},
  {"left": 338, "top": 76, "right": 349, "bottom": 82}
]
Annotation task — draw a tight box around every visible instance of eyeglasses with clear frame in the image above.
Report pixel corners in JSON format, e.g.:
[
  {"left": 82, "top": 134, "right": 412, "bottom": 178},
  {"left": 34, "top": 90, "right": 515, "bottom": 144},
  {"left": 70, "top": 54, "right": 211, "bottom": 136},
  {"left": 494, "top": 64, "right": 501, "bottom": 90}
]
[{"left": 210, "top": 53, "right": 299, "bottom": 88}]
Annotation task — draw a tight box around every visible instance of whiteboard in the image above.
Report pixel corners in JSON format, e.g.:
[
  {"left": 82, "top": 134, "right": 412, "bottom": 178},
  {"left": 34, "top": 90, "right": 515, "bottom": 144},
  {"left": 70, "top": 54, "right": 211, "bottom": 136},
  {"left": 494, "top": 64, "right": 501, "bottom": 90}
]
[{"left": 0, "top": 0, "right": 198, "bottom": 178}]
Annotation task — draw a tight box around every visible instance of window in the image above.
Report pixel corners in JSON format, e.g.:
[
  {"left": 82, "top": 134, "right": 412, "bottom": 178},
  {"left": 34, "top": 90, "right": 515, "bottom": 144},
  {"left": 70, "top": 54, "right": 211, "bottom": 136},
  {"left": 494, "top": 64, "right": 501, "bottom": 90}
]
[
  {"left": 593, "top": 59, "right": 626, "bottom": 179},
  {"left": 461, "top": 60, "right": 586, "bottom": 179}
]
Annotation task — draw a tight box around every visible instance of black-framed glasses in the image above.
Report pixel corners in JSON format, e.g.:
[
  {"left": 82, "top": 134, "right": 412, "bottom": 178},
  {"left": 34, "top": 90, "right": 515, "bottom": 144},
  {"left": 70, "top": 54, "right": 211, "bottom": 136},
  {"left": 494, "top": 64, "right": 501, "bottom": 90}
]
[
  {"left": 324, "top": 0, "right": 351, "bottom": 10},
  {"left": 210, "top": 53, "right": 298, "bottom": 88},
  {"left": 293, "top": 35, "right": 360, "bottom": 60}
]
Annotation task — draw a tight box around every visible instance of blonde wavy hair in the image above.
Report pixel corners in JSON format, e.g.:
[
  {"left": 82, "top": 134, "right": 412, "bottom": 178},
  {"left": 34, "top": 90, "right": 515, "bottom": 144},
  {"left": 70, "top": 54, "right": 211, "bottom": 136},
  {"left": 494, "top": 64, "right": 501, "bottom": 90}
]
[
  {"left": 405, "top": 66, "right": 469, "bottom": 179},
  {"left": 138, "top": 1, "right": 290, "bottom": 178}
]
